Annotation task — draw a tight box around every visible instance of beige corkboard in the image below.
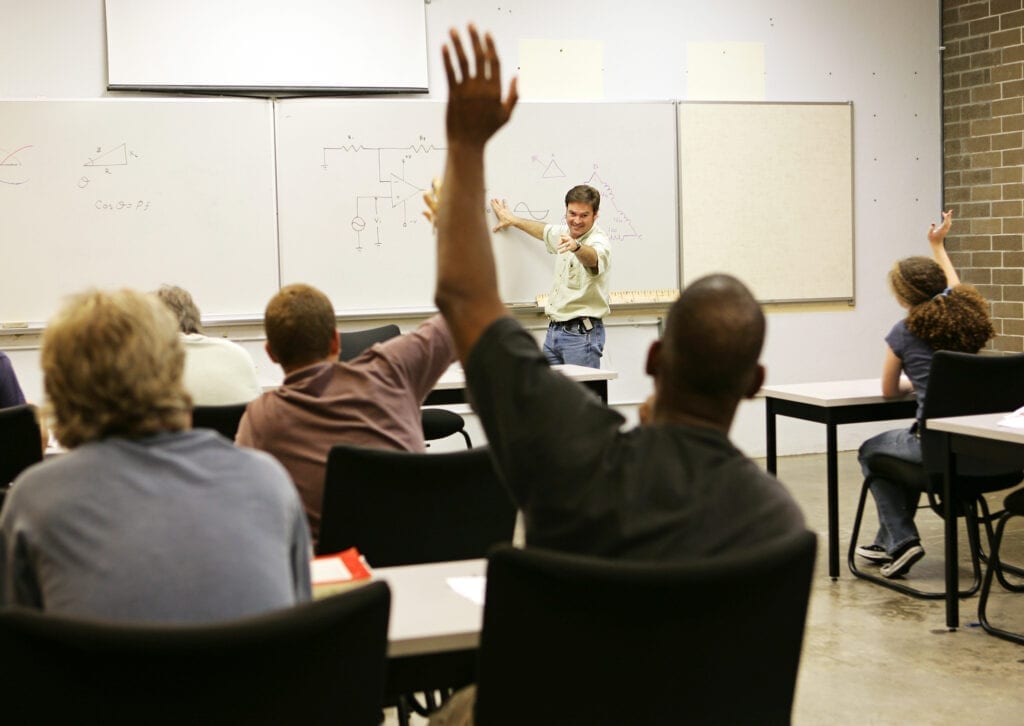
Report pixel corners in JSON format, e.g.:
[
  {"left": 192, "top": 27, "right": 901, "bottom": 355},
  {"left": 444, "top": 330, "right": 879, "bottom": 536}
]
[{"left": 678, "top": 102, "right": 854, "bottom": 303}]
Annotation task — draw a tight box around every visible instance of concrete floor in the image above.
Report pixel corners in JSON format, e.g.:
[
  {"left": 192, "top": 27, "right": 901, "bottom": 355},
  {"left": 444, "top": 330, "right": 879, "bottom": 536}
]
[
  {"left": 781, "top": 451, "right": 1024, "bottom": 726},
  {"left": 389, "top": 451, "right": 1024, "bottom": 725}
]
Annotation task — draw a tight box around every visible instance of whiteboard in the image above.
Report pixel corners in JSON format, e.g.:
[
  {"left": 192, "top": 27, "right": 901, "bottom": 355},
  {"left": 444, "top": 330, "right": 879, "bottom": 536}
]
[
  {"left": 0, "top": 99, "right": 279, "bottom": 325},
  {"left": 105, "top": 0, "right": 429, "bottom": 93},
  {"left": 274, "top": 99, "right": 678, "bottom": 312},
  {"left": 678, "top": 102, "right": 854, "bottom": 302}
]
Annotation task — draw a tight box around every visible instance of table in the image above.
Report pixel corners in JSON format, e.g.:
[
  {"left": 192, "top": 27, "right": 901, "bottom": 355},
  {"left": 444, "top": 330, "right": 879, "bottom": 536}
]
[
  {"left": 425, "top": 363, "right": 617, "bottom": 406},
  {"left": 315, "top": 558, "right": 486, "bottom": 697},
  {"left": 927, "top": 413, "right": 1024, "bottom": 629},
  {"left": 762, "top": 380, "right": 917, "bottom": 579}
]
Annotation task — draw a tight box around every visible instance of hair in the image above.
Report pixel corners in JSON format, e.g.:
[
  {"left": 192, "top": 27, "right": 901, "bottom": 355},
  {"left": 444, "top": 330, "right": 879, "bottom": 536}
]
[
  {"left": 155, "top": 284, "right": 202, "bottom": 334},
  {"left": 660, "top": 274, "right": 765, "bottom": 402},
  {"left": 889, "top": 256, "right": 994, "bottom": 352},
  {"left": 564, "top": 185, "right": 600, "bottom": 214},
  {"left": 41, "top": 289, "right": 190, "bottom": 448},
  {"left": 264, "top": 284, "right": 337, "bottom": 368}
]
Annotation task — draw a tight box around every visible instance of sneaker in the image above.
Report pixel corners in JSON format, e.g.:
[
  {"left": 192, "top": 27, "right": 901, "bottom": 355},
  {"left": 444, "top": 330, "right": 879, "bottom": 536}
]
[
  {"left": 880, "top": 543, "right": 925, "bottom": 579},
  {"left": 855, "top": 544, "right": 892, "bottom": 563}
]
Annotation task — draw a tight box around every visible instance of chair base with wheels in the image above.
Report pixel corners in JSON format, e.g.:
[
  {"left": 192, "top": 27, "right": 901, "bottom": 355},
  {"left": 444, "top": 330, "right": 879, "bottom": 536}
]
[
  {"left": 848, "top": 451, "right": 1018, "bottom": 599},
  {"left": 978, "top": 487, "right": 1024, "bottom": 644}
]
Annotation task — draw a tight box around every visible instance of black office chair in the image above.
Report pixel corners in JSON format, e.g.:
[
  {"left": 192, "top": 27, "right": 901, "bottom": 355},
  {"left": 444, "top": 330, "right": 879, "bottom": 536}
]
[
  {"left": 0, "top": 404, "right": 44, "bottom": 511},
  {"left": 474, "top": 531, "right": 817, "bottom": 725},
  {"left": 320, "top": 444, "right": 515, "bottom": 724},
  {"left": 978, "top": 487, "right": 1024, "bottom": 644},
  {"left": 0, "top": 581, "right": 391, "bottom": 725},
  {"left": 339, "top": 324, "right": 401, "bottom": 362},
  {"left": 317, "top": 444, "right": 515, "bottom": 563},
  {"left": 848, "top": 351, "right": 1024, "bottom": 599},
  {"left": 340, "top": 324, "right": 471, "bottom": 448},
  {"left": 190, "top": 402, "right": 249, "bottom": 441}
]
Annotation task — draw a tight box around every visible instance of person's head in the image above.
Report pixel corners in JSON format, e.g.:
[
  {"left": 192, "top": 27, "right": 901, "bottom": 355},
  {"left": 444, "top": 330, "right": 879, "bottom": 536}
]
[
  {"left": 264, "top": 284, "right": 339, "bottom": 372},
  {"left": 41, "top": 289, "right": 190, "bottom": 448},
  {"left": 564, "top": 185, "right": 600, "bottom": 239},
  {"left": 890, "top": 256, "right": 994, "bottom": 352},
  {"left": 155, "top": 284, "right": 202, "bottom": 334},
  {"left": 645, "top": 274, "right": 766, "bottom": 430},
  {"left": 889, "top": 256, "right": 947, "bottom": 309}
]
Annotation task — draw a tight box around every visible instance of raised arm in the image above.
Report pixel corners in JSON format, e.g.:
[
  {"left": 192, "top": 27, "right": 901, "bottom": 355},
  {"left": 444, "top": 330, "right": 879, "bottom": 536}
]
[
  {"left": 432, "top": 25, "right": 519, "bottom": 363},
  {"left": 927, "top": 210, "right": 959, "bottom": 287},
  {"left": 490, "top": 198, "right": 546, "bottom": 239}
]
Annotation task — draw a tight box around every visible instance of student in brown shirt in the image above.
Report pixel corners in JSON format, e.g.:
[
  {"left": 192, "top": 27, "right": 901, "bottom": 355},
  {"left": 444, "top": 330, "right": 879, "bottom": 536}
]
[{"left": 236, "top": 283, "right": 456, "bottom": 543}]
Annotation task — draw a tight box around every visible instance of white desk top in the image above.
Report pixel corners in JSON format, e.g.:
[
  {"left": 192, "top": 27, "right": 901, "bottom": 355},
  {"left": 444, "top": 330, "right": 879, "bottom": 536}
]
[
  {"left": 373, "top": 558, "right": 486, "bottom": 658},
  {"left": 760, "top": 378, "right": 915, "bottom": 407},
  {"left": 432, "top": 362, "right": 617, "bottom": 391},
  {"left": 928, "top": 412, "right": 1024, "bottom": 445}
]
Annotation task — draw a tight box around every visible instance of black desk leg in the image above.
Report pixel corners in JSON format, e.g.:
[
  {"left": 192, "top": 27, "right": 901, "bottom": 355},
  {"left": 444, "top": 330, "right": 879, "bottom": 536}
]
[
  {"left": 944, "top": 443, "right": 959, "bottom": 630},
  {"left": 766, "top": 399, "right": 777, "bottom": 475},
  {"left": 826, "top": 422, "right": 839, "bottom": 580}
]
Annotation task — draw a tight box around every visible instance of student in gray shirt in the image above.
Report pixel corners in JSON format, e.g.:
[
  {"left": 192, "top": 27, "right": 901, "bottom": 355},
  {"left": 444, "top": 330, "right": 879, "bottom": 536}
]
[{"left": 0, "top": 289, "right": 311, "bottom": 624}]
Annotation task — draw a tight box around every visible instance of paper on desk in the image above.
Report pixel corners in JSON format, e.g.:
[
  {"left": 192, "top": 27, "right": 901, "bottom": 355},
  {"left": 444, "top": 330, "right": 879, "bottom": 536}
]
[
  {"left": 447, "top": 575, "right": 486, "bottom": 605},
  {"left": 998, "top": 407, "right": 1024, "bottom": 430}
]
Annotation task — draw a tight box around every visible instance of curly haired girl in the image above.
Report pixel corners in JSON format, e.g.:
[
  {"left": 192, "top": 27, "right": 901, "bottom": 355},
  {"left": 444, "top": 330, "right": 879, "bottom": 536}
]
[{"left": 855, "top": 210, "right": 995, "bottom": 578}]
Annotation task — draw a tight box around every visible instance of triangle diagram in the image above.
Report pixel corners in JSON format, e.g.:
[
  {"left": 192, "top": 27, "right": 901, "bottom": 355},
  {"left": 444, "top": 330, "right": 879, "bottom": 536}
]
[
  {"left": 389, "top": 173, "right": 424, "bottom": 207},
  {"left": 542, "top": 160, "right": 566, "bottom": 179},
  {"left": 85, "top": 143, "right": 128, "bottom": 167}
]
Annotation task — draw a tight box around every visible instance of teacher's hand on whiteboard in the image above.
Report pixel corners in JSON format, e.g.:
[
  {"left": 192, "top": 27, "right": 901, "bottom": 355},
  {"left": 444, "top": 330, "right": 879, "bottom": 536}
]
[
  {"left": 422, "top": 177, "right": 442, "bottom": 227},
  {"left": 490, "top": 198, "right": 515, "bottom": 232},
  {"left": 442, "top": 24, "right": 518, "bottom": 146}
]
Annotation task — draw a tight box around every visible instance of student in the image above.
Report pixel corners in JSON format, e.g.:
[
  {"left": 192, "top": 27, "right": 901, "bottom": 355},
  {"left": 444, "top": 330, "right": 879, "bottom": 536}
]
[
  {"left": 156, "top": 285, "right": 262, "bottom": 406},
  {"left": 0, "top": 289, "right": 311, "bottom": 623},
  {"left": 0, "top": 350, "right": 27, "bottom": 409},
  {"left": 426, "top": 26, "right": 807, "bottom": 724},
  {"left": 490, "top": 187, "right": 609, "bottom": 368},
  {"left": 236, "top": 283, "right": 456, "bottom": 544},
  {"left": 855, "top": 211, "right": 994, "bottom": 578},
  {"left": 429, "top": 24, "right": 804, "bottom": 559}
]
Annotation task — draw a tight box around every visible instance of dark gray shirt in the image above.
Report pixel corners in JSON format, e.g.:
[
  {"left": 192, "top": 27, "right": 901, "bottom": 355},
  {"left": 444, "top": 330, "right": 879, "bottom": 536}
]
[
  {"left": 885, "top": 319, "right": 934, "bottom": 423},
  {"left": 466, "top": 317, "right": 806, "bottom": 560},
  {"left": 0, "top": 429, "right": 312, "bottom": 623}
]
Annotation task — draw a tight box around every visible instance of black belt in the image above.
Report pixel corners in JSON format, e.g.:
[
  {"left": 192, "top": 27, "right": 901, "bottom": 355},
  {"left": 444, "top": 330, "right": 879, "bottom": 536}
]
[{"left": 550, "top": 317, "right": 598, "bottom": 332}]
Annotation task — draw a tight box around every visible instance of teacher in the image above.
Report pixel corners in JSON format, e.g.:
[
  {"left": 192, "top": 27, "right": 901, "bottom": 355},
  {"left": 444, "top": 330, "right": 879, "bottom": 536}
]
[{"left": 490, "top": 185, "right": 610, "bottom": 368}]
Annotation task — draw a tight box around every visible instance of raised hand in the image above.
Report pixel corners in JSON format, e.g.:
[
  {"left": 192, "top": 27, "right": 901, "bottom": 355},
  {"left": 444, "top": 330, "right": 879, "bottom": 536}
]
[
  {"left": 927, "top": 209, "right": 953, "bottom": 245},
  {"left": 442, "top": 25, "right": 518, "bottom": 146}
]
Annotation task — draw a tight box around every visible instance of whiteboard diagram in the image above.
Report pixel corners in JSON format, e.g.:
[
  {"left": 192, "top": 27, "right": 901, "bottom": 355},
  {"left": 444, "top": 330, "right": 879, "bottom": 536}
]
[
  {"left": 320, "top": 139, "right": 443, "bottom": 251},
  {"left": 0, "top": 145, "right": 33, "bottom": 186},
  {"left": 275, "top": 99, "right": 678, "bottom": 312}
]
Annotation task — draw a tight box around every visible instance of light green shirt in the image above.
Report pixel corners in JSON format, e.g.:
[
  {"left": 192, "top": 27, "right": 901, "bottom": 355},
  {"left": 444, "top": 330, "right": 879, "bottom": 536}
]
[{"left": 542, "top": 223, "right": 611, "bottom": 321}]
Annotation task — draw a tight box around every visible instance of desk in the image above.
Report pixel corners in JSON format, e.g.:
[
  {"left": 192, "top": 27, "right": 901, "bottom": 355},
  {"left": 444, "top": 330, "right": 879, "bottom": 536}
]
[
  {"left": 425, "top": 363, "right": 617, "bottom": 406},
  {"left": 927, "top": 413, "right": 1024, "bottom": 629},
  {"left": 315, "top": 559, "right": 486, "bottom": 697},
  {"left": 762, "top": 380, "right": 917, "bottom": 579}
]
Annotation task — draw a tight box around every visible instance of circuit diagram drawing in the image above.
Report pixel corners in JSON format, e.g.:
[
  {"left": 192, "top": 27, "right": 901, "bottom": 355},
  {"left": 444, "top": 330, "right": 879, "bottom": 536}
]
[
  {"left": 321, "top": 137, "right": 443, "bottom": 251},
  {"left": 0, "top": 145, "right": 33, "bottom": 186}
]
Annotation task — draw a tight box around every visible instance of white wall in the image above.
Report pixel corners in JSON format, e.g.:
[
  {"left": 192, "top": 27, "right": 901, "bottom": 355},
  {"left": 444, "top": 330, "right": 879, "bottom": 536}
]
[{"left": 0, "top": 0, "right": 942, "bottom": 457}]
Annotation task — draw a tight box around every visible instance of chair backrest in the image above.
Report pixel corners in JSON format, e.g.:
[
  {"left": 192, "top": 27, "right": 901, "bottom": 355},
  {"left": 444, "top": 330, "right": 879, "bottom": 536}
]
[
  {"left": 474, "top": 532, "right": 817, "bottom": 726},
  {"left": 921, "top": 351, "right": 1024, "bottom": 476},
  {"left": 0, "top": 581, "right": 391, "bottom": 725},
  {"left": 0, "top": 403, "right": 43, "bottom": 485},
  {"left": 339, "top": 324, "right": 401, "bottom": 362},
  {"left": 191, "top": 402, "right": 249, "bottom": 441},
  {"left": 318, "top": 444, "right": 516, "bottom": 563}
]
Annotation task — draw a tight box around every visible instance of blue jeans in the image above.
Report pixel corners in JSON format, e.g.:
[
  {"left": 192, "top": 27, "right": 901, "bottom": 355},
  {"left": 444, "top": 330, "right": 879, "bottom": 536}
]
[
  {"left": 858, "top": 427, "right": 922, "bottom": 554},
  {"left": 543, "top": 318, "right": 605, "bottom": 368}
]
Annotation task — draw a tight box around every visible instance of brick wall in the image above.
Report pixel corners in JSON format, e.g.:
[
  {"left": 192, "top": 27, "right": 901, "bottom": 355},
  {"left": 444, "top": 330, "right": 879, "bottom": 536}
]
[{"left": 943, "top": 0, "right": 1024, "bottom": 352}]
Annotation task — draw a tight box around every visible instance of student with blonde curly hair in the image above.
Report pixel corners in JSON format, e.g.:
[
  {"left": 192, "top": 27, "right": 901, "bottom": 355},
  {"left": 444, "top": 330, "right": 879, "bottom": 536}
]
[
  {"left": 0, "top": 289, "right": 311, "bottom": 622},
  {"left": 855, "top": 210, "right": 995, "bottom": 578}
]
